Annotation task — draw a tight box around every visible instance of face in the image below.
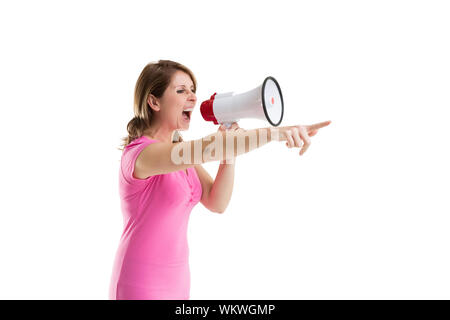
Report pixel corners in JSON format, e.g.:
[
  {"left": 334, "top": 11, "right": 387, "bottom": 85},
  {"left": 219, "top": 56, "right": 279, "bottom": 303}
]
[{"left": 149, "top": 70, "right": 197, "bottom": 131}]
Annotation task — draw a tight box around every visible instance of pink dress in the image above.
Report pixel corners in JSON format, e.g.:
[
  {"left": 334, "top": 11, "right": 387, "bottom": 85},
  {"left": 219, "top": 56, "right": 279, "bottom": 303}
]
[{"left": 109, "top": 136, "right": 202, "bottom": 300}]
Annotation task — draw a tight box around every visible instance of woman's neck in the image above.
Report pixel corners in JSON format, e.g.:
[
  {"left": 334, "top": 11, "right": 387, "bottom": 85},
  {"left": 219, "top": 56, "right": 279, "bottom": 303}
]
[{"left": 143, "top": 121, "right": 175, "bottom": 143}]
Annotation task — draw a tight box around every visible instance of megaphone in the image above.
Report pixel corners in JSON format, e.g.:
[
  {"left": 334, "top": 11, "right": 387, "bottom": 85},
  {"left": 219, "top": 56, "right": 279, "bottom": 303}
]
[{"left": 200, "top": 76, "right": 284, "bottom": 128}]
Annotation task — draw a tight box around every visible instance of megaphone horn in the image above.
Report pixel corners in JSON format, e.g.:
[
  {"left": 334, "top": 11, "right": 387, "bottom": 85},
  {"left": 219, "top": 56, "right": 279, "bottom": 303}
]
[{"left": 200, "top": 76, "right": 284, "bottom": 127}]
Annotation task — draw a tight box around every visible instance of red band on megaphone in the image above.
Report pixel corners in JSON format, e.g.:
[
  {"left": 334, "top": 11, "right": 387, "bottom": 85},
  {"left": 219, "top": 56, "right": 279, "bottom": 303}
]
[{"left": 200, "top": 93, "right": 219, "bottom": 125}]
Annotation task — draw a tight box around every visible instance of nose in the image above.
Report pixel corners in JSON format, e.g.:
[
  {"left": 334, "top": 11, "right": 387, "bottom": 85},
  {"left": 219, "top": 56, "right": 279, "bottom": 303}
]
[{"left": 189, "top": 92, "right": 197, "bottom": 103}]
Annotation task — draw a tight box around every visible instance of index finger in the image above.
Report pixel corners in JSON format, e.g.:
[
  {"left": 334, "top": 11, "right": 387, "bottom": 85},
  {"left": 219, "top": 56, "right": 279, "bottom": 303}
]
[{"left": 307, "top": 120, "right": 331, "bottom": 131}]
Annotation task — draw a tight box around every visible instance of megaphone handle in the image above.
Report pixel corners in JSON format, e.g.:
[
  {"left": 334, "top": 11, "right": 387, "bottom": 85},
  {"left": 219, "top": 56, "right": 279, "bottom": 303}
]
[{"left": 222, "top": 122, "right": 232, "bottom": 129}]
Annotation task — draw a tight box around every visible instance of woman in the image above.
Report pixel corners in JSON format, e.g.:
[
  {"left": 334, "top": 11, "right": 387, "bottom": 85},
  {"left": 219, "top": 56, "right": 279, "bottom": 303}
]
[{"left": 109, "top": 59, "right": 331, "bottom": 300}]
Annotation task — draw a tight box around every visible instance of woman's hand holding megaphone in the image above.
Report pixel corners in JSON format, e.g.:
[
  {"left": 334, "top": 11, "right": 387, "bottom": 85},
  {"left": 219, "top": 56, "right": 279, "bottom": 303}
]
[
  {"left": 275, "top": 120, "right": 332, "bottom": 156},
  {"left": 218, "top": 122, "right": 245, "bottom": 164},
  {"left": 218, "top": 122, "right": 245, "bottom": 133}
]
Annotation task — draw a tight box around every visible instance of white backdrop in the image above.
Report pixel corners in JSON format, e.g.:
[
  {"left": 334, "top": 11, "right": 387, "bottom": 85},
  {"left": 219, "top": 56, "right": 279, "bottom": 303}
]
[{"left": 0, "top": 0, "right": 449, "bottom": 299}]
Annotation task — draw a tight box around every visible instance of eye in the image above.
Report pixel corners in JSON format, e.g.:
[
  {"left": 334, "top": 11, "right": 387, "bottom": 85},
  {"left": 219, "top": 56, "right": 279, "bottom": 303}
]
[{"left": 177, "top": 89, "right": 196, "bottom": 94}]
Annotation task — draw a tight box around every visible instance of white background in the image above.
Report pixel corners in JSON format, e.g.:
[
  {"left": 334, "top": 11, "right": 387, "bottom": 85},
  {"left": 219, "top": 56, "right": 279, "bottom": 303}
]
[{"left": 0, "top": 0, "right": 449, "bottom": 299}]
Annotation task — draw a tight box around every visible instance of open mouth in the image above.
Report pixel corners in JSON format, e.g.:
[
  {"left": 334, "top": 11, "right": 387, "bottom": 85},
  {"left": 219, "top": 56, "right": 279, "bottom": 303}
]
[{"left": 182, "top": 110, "right": 191, "bottom": 121}]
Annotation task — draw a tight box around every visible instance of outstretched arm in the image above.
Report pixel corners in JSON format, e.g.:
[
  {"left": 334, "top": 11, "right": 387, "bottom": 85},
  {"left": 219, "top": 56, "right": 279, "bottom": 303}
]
[
  {"left": 136, "top": 126, "right": 273, "bottom": 178},
  {"left": 135, "top": 120, "right": 332, "bottom": 178}
]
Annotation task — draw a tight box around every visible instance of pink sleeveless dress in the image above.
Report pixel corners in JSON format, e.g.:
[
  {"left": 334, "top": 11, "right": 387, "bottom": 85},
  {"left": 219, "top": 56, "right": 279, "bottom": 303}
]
[{"left": 109, "top": 136, "right": 202, "bottom": 300}]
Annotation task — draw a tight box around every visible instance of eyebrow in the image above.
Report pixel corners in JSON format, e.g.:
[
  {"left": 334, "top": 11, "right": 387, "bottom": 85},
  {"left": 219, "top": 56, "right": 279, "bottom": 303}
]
[{"left": 176, "top": 84, "right": 195, "bottom": 89}]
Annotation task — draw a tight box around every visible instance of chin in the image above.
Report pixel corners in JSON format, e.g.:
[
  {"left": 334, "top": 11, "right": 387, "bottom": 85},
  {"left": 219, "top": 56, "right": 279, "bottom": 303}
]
[{"left": 179, "top": 124, "right": 190, "bottom": 131}]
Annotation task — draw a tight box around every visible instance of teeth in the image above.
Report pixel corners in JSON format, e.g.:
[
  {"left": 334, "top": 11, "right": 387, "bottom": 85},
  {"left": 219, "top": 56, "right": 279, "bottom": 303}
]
[{"left": 183, "top": 107, "right": 193, "bottom": 112}]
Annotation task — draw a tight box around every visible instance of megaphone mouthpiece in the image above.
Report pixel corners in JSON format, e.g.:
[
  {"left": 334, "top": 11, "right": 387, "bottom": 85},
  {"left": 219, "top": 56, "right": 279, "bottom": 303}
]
[{"left": 200, "top": 93, "right": 219, "bottom": 124}]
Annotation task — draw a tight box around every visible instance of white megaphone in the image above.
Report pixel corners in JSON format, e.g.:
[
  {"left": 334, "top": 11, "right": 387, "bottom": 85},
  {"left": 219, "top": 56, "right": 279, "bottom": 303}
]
[{"left": 200, "top": 76, "right": 284, "bottom": 128}]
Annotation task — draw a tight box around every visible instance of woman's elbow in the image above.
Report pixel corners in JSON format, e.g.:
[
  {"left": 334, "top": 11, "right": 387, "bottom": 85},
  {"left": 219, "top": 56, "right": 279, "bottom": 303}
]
[
  {"left": 203, "top": 197, "right": 227, "bottom": 214},
  {"left": 212, "top": 205, "right": 226, "bottom": 214}
]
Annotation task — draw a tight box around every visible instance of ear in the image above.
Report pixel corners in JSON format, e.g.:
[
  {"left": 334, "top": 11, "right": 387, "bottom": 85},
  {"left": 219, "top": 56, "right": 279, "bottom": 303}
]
[{"left": 147, "top": 94, "right": 161, "bottom": 112}]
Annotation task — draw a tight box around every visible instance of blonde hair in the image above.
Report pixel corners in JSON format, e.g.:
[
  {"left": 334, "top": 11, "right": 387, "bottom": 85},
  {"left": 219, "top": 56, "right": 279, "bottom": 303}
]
[{"left": 119, "top": 60, "right": 197, "bottom": 150}]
